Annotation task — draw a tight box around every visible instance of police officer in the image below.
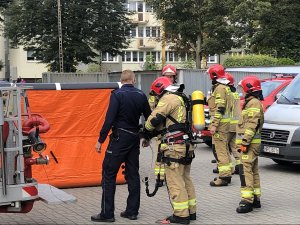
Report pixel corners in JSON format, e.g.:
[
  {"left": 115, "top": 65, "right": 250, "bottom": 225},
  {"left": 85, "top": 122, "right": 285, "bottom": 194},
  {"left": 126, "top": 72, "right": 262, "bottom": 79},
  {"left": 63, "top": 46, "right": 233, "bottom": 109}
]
[
  {"left": 91, "top": 70, "right": 151, "bottom": 222},
  {"left": 144, "top": 77, "right": 196, "bottom": 224},
  {"left": 148, "top": 64, "right": 178, "bottom": 187},
  {"left": 225, "top": 72, "right": 241, "bottom": 174},
  {"left": 236, "top": 76, "right": 264, "bottom": 213},
  {"left": 207, "top": 64, "right": 232, "bottom": 186}
]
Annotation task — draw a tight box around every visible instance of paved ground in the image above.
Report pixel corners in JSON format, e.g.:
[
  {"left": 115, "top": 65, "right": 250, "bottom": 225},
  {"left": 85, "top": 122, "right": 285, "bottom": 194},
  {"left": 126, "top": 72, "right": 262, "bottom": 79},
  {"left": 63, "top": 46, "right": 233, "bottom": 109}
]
[{"left": 1, "top": 143, "right": 300, "bottom": 224}]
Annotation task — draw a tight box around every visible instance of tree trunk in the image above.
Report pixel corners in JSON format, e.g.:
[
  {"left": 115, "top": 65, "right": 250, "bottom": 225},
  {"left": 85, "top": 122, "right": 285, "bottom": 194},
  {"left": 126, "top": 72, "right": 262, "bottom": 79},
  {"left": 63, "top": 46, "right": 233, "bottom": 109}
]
[{"left": 196, "top": 35, "right": 202, "bottom": 69}]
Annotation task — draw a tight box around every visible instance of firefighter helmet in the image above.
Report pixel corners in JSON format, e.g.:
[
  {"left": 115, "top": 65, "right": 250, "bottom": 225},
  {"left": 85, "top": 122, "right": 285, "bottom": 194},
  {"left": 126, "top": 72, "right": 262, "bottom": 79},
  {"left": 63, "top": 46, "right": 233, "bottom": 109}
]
[
  {"left": 162, "top": 64, "right": 177, "bottom": 76},
  {"left": 150, "top": 76, "right": 172, "bottom": 96},
  {"left": 207, "top": 64, "right": 225, "bottom": 80},
  {"left": 225, "top": 72, "right": 234, "bottom": 86},
  {"left": 239, "top": 76, "right": 262, "bottom": 93}
]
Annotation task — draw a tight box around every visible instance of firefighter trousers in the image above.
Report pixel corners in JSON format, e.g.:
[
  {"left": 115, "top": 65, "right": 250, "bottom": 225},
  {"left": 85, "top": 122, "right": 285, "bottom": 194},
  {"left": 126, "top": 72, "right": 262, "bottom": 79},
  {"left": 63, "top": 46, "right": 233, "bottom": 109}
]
[
  {"left": 213, "top": 131, "right": 232, "bottom": 178},
  {"left": 100, "top": 130, "right": 140, "bottom": 219},
  {"left": 154, "top": 140, "right": 165, "bottom": 181},
  {"left": 164, "top": 144, "right": 196, "bottom": 218},
  {"left": 239, "top": 143, "right": 261, "bottom": 203},
  {"left": 228, "top": 132, "right": 241, "bottom": 167}
]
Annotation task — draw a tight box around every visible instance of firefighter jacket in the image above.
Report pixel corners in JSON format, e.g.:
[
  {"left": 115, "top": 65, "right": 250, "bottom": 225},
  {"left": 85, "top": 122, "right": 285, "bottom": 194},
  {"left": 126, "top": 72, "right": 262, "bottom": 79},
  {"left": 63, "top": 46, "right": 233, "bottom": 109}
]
[
  {"left": 229, "top": 91, "right": 241, "bottom": 133},
  {"left": 236, "top": 96, "right": 264, "bottom": 146},
  {"left": 148, "top": 93, "right": 157, "bottom": 111},
  {"left": 207, "top": 83, "right": 231, "bottom": 132},
  {"left": 145, "top": 92, "right": 186, "bottom": 149}
]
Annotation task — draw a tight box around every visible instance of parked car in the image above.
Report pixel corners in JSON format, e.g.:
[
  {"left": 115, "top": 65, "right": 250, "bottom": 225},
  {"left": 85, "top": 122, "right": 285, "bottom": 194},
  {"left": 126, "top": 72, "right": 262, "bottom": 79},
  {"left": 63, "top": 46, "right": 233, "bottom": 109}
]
[
  {"left": 199, "top": 75, "right": 295, "bottom": 147},
  {"left": 260, "top": 74, "right": 300, "bottom": 165}
]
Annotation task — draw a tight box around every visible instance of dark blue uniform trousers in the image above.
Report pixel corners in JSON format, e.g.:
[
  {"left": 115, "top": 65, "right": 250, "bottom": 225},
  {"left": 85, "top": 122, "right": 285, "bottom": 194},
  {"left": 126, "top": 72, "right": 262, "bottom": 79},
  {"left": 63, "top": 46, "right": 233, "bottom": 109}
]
[{"left": 100, "top": 130, "right": 140, "bottom": 219}]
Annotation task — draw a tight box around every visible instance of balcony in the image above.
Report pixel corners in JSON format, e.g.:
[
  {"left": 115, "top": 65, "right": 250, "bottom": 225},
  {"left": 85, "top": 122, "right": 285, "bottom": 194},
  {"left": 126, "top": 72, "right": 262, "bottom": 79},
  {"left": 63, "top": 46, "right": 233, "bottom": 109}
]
[
  {"left": 130, "top": 13, "right": 149, "bottom": 25},
  {"left": 137, "top": 38, "right": 156, "bottom": 49}
]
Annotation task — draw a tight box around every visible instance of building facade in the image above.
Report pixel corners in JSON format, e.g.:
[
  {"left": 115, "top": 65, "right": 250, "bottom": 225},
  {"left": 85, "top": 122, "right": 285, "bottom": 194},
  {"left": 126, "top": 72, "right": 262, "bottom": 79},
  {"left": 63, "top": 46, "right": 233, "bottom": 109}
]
[{"left": 0, "top": 0, "right": 226, "bottom": 81}]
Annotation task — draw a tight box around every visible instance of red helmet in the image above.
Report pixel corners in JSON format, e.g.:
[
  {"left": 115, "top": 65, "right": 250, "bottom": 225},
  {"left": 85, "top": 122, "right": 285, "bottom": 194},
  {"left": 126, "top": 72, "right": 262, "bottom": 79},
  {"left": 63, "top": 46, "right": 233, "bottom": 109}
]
[
  {"left": 225, "top": 72, "right": 234, "bottom": 86},
  {"left": 150, "top": 77, "right": 172, "bottom": 96},
  {"left": 162, "top": 64, "right": 176, "bottom": 76},
  {"left": 207, "top": 64, "right": 225, "bottom": 80},
  {"left": 239, "top": 76, "right": 262, "bottom": 93}
]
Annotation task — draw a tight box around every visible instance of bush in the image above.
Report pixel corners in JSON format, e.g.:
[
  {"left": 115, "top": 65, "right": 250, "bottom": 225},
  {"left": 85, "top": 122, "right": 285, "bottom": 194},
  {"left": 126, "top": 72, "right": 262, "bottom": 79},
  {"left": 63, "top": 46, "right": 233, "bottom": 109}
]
[
  {"left": 223, "top": 55, "right": 295, "bottom": 67},
  {"left": 276, "top": 58, "right": 295, "bottom": 65},
  {"left": 180, "top": 59, "right": 196, "bottom": 69}
]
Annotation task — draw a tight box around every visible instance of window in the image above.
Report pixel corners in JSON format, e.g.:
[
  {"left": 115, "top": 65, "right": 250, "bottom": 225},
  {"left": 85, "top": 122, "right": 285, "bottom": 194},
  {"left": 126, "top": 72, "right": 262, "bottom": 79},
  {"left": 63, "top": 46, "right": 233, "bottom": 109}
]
[
  {"left": 207, "top": 55, "right": 217, "bottom": 63},
  {"left": 146, "top": 27, "right": 151, "bottom": 37},
  {"left": 139, "top": 52, "right": 144, "bottom": 62},
  {"left": 130, "top": 28, "right": 137, "bottom": 37},
  {"left": 138, "top": 27, "right": 144, "bottom": 37},
  {"left": 132, "top": 51, "right": 138, "bottom": 62},
  {"left": 126, "top": 51, "right": 131, "bottom": 62},
  {"left": 128, "top": 2, "right": 136, "bottom": 11},
  {"left": 151, "top": 27, "right": 160, "bottom": 38},
  {"left": 102, "top": 52, "right": 118, "bottom": 62},
  {"left": 137, "top": 2, "right": 143, "bottom": 12},
  {"left": 27, "top": 50, "right": 42, "bottom": 61},
  {"left": 122, "top": 51, "right": 151, "bottom": 62}
]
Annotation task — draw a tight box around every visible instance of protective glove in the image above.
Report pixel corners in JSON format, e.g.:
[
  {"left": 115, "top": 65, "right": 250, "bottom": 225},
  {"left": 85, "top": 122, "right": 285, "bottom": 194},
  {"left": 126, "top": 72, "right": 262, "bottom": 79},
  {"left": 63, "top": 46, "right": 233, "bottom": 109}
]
[{"left": 240, "top": 145, "right": 248, "bottom": 153}]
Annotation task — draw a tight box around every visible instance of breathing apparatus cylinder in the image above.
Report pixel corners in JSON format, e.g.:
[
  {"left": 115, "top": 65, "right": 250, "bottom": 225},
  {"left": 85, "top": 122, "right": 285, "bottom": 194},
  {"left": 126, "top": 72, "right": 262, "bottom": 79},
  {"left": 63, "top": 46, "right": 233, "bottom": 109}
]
[{"left": 191, "top": 90, "right": 205, "bottom": 131}]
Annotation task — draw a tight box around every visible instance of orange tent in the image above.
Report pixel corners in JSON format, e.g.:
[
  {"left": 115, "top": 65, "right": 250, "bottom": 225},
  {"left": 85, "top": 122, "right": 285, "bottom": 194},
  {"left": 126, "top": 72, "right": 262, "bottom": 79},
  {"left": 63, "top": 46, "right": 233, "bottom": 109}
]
[{"left": 26, "top": 86, "right": 125, "bottom": 188}]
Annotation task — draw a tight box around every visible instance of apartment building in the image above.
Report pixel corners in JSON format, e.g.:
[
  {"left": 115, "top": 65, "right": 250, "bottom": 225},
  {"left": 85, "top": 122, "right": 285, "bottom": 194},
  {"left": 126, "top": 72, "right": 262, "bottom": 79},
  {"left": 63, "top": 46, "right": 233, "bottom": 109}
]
[{"left": 0, "top": 0, "right": 221, "bottom": 81}]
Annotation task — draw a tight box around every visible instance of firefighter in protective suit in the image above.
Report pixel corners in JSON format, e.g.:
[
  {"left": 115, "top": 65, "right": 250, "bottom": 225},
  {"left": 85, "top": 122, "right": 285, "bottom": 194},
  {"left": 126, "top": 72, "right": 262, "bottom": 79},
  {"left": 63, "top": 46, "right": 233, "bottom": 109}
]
[
  {"left": 236, "top": 76, "right": 264, "bottom": 213},
  {"left": 148, "top": 65, "right": 178, "bottom": 187},
  {"left": 207, "top": 64, "right": 232, "bottom": 186},
  {"left": 144, "top": 76, "right": 196, "bottom": 224},
  {"left": 225, "top": 72, "right": 241, "bottom": 174}
]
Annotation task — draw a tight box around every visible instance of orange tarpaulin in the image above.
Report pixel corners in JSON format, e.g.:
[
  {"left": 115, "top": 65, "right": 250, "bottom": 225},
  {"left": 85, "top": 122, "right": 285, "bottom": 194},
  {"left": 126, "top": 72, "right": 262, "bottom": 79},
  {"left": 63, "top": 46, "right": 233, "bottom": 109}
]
[{"left": 28, "top": 89, "right": 125, "bottom": 188}]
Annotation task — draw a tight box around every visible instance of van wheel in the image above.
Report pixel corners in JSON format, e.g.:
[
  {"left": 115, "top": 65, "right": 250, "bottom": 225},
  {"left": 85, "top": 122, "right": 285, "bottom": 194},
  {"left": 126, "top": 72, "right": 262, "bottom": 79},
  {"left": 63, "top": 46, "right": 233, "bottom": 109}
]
[
  {"left": 272, "top": 159, "right": 293, "bottom": 165},
  {"left": 204, "top": 140, "right": 212, "bottom": 147}
]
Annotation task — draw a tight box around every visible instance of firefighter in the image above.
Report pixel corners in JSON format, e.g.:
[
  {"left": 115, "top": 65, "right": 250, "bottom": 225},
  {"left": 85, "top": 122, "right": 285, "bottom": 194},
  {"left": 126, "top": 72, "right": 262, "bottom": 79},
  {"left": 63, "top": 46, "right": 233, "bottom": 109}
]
[
  {"left": 207, "top": 64, "right": 232, "bottom": 186},
  {"left": 148, "top": 64, "right": 178, "bottom": 188},
  {"left": 225, "top": 72, "right": 241, "bottom": 175},
  {"left": 143, "top": 76, "right": 196, "bottom": 224},
  {"left": 236, "top": 76, "right": 264, "bottom": 213}
]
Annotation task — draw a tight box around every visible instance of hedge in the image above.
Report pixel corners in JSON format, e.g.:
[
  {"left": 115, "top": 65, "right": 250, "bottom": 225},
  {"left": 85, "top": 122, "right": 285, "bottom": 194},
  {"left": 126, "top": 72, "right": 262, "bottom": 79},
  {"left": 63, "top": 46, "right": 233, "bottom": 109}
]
[{"left": 223, "top": 55, "right": 295, "bottom": 67}]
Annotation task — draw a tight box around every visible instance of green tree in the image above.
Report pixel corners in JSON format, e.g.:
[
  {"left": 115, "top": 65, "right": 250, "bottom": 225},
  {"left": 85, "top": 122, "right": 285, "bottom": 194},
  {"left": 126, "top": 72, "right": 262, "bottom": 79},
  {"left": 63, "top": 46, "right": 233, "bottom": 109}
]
[
  {"left": 143, "top": 55, "right": 157, "bottom": 70},
  {"left": 230, "top": 0, "right": 271, "bottom": 51},
  {"left": 3, "top": 0, "right": 131, "bottom": 72},
  {"left": 250, "top": 0, "right": 300, "bottom": 62},
  {"left": 146, "top": 0, "right": 236, "bottom": 69}
]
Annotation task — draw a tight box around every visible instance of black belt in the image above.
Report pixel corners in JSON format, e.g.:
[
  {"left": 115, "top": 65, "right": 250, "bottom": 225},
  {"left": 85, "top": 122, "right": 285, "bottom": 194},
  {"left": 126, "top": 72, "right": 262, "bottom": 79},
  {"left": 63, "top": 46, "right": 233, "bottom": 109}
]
[{"left": 118, "top": 128, "right": 139, "bottom": 135}]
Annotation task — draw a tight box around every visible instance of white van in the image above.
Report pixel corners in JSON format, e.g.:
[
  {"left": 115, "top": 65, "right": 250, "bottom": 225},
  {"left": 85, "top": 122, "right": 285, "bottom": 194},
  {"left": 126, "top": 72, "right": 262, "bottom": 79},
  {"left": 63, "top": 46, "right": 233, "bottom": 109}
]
[{"left": 260, "top": 74, "right": 300, "bottom": 165}]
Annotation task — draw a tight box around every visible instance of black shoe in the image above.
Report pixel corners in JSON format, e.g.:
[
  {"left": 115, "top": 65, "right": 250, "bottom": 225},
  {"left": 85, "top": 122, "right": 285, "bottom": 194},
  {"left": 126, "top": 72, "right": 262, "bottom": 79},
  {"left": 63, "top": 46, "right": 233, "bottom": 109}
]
[
  {"left": 164, "top": 215, "right": 190, "bottom": 224},
  {"left": 91, "top": 214, "right": 115, "bottom": 222},
  {"left": 189, "top": 213, "right": 196, "bottom": 220},
  {"left": 157, "top": 180, "right": 164, "bottom": 187},
  {"left": 120, "top": 211, "right": 138, "bottom": 220},
  {"left": 213, "top": 168, "right": 219, "bottom": 174},
  {"left": 253, "top": 196, "right": 261, "bottom": 208},
  {"left": 211, "top": 159, "right": 217, "bottom": 163},
  {"left": 236, "top": 201, "right": 253, "bottom": 213}
]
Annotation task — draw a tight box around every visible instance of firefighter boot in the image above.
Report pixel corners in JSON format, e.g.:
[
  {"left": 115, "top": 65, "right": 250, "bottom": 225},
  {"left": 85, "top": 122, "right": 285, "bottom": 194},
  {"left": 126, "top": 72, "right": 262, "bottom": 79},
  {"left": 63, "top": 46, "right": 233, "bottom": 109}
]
[
  {"left": 236, "top": 201, "right": 253, "bottom": 213},
  {"left": 164, "top": 215, "right": 190, "bottom": 224},
  {"left": 253, "top": 195, "right": 261, "bottom": 208},
  {"left": 157, "top": 180, "right": 164, "bottom": 187},
  {"left": 189, "top": 213, "right": 196, "bottom": 221},
  {"left": 210, "top": 177, "right": 231, "bottom": 186},
  {"left": 213, "top": 167, "right": 219, "bottom": 174}
]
